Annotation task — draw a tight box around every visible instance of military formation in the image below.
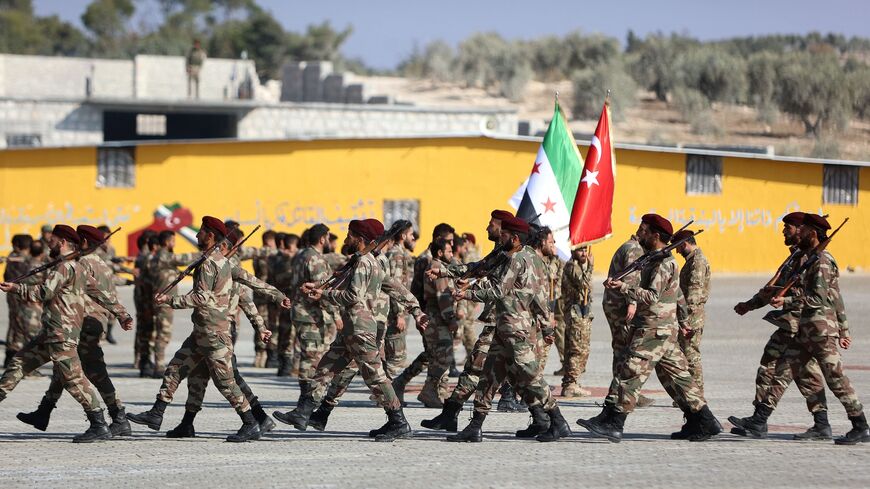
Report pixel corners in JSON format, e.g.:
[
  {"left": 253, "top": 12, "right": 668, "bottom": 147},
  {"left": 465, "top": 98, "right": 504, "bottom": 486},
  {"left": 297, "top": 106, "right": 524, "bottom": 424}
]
[{"left": 0, "top": 210, "right": 867, "bottom": 446}]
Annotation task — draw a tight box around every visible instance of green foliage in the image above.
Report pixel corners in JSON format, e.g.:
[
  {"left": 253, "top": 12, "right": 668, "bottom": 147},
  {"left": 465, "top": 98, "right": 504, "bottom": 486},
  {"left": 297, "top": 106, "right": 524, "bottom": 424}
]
[
  {"left": 571, "top": 60, "right": 638, "bottom": 121},
  {"left": 846, "top": 66, "right": 870, "bottom": 119},
  {"left": 747, "top": 52, "right": 782, "bottom": 109},
  {"left": 677, "top": 46, "right": 747, "bottom": 103},
  {"left": 81, "top": 0, "right": 135, "bottom": 57},
  {"left": 454, "top": 33, "right": 531, "bottom": 99},
  {"left": 671, "top": 86, "right": 721, "bottom": 135},
  {"left": 775, "top": 52, "right": 853, "bottom": 137},
  {"left": 398, "top": 40, "right": 455, "bottom": 81}
]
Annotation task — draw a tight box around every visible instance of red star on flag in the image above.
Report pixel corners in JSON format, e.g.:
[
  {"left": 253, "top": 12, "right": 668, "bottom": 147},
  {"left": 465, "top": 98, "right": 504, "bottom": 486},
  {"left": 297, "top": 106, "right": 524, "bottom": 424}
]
[
  {"left": 531, "top": 162, "right": 542, "bottom": 174},
  {"left": 542, "top": 197, "right": 557, "bottom": 213}
]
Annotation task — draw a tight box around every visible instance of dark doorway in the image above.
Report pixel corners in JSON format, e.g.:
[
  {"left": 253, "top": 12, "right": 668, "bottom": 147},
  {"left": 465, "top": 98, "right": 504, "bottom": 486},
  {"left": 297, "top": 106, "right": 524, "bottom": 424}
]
[{"left": 103, "top": 111, "right": 237, "bottom": 141}]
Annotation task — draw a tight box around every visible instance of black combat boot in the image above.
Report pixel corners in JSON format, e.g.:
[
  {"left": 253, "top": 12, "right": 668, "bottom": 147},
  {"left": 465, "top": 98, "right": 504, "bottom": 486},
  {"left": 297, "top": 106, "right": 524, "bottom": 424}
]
[
  {"left": 308, "top": 400, "right": 335, "bottom": 432},
  {"left": 536, "top": 406, "right": 571, "bottom": 442},
  {"left": 273, "top": 394, "right": 317, "bottom": 431},
  {"left": 420, "top": 399, "right": 462, "bottom": 432},
  {"left": 671, "top": 407, "right": 699, "bottom": 440},
  {"left": 107, "top": 405, "right": 132, "bottom": 437},
  {"left": 250, "top": 397, "right": 275, "bottom": 433},
  {"left": 728, "top": 403, "right": 771, "bottom": 438},
  {"left": 392, "top": 374, "right": 410, "bottom": 408},
  {"left": 265, "top": 350, "right": 279, "bottom": 369},
  {"left": 834, "top": 413, "right": 870, "bottom": 445},
  {"left": 446, "top": 411, "right": 486, "bottom": 443},
  {"left": 105, "top": 323, "right": 117, "bottom": 345},
  {"left": 689, "top": 405, "right": 723, "bottom": 442},
  {"left": 448, "top": 357, "right": 461, "bottom": 378},
  {"left": 139, "top": 355, "right": 154, "bottom": 378},
  {"left": 227, "top": 410, "right": 261, "bottom": 442},
  {"left": 497, "top": 383, "right": 520, "bottom": 412},
  {"left": 515, "top": 405, "right": 550, "bottom": 438},
  {"left": 577, "top": 402, "right": 615, "bottom": 431},
  {"left": 4, "top": 350, "right": 17, "bottom": 368},
  {"left": 17, "top": 396, "right": 56, "bottom": 432},
  {"left": 166, "top": 410, "right": 197, "bottom": 438},
  {"left": 794, "top": 410, "right": 833, "bottom": 440},
  {"left": 277, "top": 355, "right": 292, "bottom": 377},
  {"left": 374, "top": 408, "right": 413, "bottom": 442},
  {"left": 584, "top": 408, "right": 626, "bottom": 443},
  {"left": 126, "top": 399, "right": 169, "bottom": 431},
  {"left": 73, "top": 409, "right": 112, "bottom": 443}
]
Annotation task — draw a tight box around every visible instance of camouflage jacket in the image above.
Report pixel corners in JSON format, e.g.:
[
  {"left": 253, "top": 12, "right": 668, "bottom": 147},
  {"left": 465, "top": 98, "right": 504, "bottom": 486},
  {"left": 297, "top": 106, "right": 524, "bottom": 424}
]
[
  {"left": 443, "top": 247, "right": 511, "bottom": 324},
  {"left": 323, "top": 252, "right": 348, "bottom": 271},
  {"left": 227, "top": 255, "right": 286, "bottom": 335},
  {"left": 410, "top": 248, "right": 433, "bottom": 309},
  {"left": 789, "top": 250, "right": 848, "bottom": 338},
  {"left": 322, "top": 252, "right": 382, "bottom": 334},
  {"left": 374, "top": 251, "right": 423, "bottom": 324},
  {"left": 561, "top": 255, "right": 594, "bottom": 321},
  {"left": 289, "top": 247, "right": 331, "bottom": 325},
  {"left": 385, "top": 245, "right": 413, "bottom": 324},
  {"left": 617, "top": 253, "right": 683, "bottom": 331},
  {"left": 269, "top": 252, "right": 294, "bottom": 293},
  {"left": 424, "top": 258, "right": 457, "bottom": 325},
  {"left": 604, "top": 235, "right": 643, "bottom": 307},
  {"left": 679, "top": 247, "right": 711, "bottom": 331},
  {"left": 17, "top": 259, "right": 129, "bottom": 343},
  {"left": 152, "top": 249, "right": 198, "bottom": 296},
  {"left": 468, "top": 246, "right": 550, "bottom": 334},
  {"left": 169, "top": 248, "right": 233, "bottom": 333},
  {"left": 3, "top": 251, "right": 29, "bottom": 283},
  {"left": 543, "top": 254, "right": 563, "bottom": 314},
  {"left": 235, "top": 246, "right": 279, "bottom": 262},
  {"left": 79, "top": 253, "right": 132, "bottom": 326}
]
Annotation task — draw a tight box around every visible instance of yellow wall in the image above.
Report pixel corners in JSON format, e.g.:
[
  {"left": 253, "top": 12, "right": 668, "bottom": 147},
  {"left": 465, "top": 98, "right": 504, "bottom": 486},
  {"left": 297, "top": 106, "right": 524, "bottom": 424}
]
[{"left": 1, "top": 137, "right": 867, "bottom": 273}]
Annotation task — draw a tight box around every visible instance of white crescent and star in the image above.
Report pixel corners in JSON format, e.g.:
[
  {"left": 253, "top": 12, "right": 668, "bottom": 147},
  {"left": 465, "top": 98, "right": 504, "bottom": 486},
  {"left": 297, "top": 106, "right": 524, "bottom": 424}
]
[
  {"left": 581, "top": 169, "right": 600, "bottom": 188},
  {"left": 590, "top": 136, "right": 602, "bottom": 166}
]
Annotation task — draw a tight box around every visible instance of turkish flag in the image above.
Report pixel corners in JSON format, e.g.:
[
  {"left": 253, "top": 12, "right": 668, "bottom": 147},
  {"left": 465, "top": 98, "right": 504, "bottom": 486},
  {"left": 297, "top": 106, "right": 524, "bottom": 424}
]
[{"left": 569, "top": 102, "right": 615, "bottom": 247}]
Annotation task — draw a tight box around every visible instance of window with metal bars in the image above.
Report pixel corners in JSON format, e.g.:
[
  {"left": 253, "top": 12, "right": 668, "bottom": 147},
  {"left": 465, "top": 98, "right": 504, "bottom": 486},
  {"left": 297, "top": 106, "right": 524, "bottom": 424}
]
[
  {"left": 383, "top": 199, "right": 420, "bottom": 231},
  {"left": 685, "top": 154, "right": 722, "bottom": 195},
  {"left": 823, "top": 164, "right": 858, "bottom": 205},
  {"left": 96, "top": 147, "right": 135, "bottom": 188}
]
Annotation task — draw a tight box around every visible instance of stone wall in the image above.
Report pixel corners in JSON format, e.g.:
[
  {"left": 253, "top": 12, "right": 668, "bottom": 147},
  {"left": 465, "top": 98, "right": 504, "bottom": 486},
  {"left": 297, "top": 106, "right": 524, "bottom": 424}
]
[
  {"left": 0, "top": 54, "right": 133, "bottom": 99},
  {"left": 0, "top": 99, "right": 102, "bottom": 149}
]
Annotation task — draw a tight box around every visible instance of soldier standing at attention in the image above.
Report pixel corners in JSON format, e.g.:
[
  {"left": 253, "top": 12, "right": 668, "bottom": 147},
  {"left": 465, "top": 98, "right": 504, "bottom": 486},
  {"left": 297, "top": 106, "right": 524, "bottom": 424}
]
[
  {"left": 186, "top": 39, "right": 206, "bottom": 99},
  {"left": 672, "top": 229, "right": 711, "bottom": 400},
  {"left": 578, "top": 214, "right": 720, "bottom": 443},
  {"left": 560, "top": 245, "right": 594, "bottom": 398},
  {"left": 731, "top": 214, "right": 868, "bottom": 445},
  {"left": 0, "top": 225, "right": 134, "bottom": 443},
  {"left": 17, "top": 226, "right": 134, "bottom": 436},
  {"left": 730, "top": 212, "right": 830, "bottom": 440}
]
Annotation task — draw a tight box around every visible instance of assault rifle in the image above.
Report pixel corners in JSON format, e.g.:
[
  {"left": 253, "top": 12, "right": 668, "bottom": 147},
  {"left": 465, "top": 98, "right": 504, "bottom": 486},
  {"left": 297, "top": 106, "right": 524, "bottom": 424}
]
[
  {"left": 316, "top": 220, "right": 413, "bottom": 292},
  {"left": 10, "top": 227, "right": 121, "bottom": 284},
  {"left": 608, "top": 228, "right": 704, "bottom": 282},
  {"left": 225, "top": 225, "right": 261, "bottom": 260},
  {"left": 773, "top": 218, "right": 848, "bottom": 300},
  {"left": 453, "top": 242, "right": 512, "bottom": 294}
]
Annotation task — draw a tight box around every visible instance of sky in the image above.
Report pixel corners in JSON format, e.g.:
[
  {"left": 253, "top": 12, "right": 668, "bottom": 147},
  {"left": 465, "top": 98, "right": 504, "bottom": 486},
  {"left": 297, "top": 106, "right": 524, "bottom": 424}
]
[{"left": 34, "top": 0, "right": 870, "bottom": 69}]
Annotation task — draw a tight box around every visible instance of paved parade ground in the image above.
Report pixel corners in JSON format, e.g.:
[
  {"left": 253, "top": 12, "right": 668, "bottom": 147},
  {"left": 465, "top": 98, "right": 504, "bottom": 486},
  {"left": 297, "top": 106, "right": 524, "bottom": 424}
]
[{"left": 0, "top": 275, "right": 868, "bottom": 489}]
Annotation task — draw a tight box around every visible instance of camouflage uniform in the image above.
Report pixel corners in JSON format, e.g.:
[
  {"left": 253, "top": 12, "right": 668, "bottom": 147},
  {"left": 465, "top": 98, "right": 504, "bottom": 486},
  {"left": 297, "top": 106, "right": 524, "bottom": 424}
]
[
  {"left": 455, "top": 248, "right": 482, "bottom": 360},
  {"left": 3, "top": 251, "right": 28, "bottom": 359},
  {"left": 393, "top": 250, "right": 434, "bottom": 387},
  {"left": 421, "top": 258, "right": 458, "bottom": 400},
  {"left": 384, "top": 244, "right": 413, "bottom": 377},
  {"left": 17, "top": 253, "right": 49, "bottom": 351},
  {"left": 469, "top": 246, "right": 555, "bottom": 414},
  {"left": 0, "top": 260, "right": 117, "bottom": 413},
  {"left": 271, "top": 251, "right": 297, "bottom": 370},
  {"left": 150, "top": 250, "right": 197, "bottom": 370},
  {"left": 252, "top": 247, "right": 273, "bottom": 356},
  {"left": 154, "top": 248, "right": 252, "bottom": 414},
  {"left": 44, "top": 254, "right": 132, "bottom": 410},
  {"left": 677, "top": 247, "right": 711, "bottom": 398},
  {"left": 602, "top": 236, "right": 643, "bottom": 375},
  {"left": 322, "top": 252, "right": 348, "bottom": 345},
  {"left": 560, "top": 254, "right": 593, "bottom": 390},
  {"left": 762, "top": 251, "right": 862, "bottom": 416},
  {"left": 543, "top": 255, "right": 565, "bottom": 367},
  {"left": 604, "top": 254, "right": 706, "bottom": 414},
  {"left": 744, "top": 249, "right": 827, "bottom": 413},
  {"left": 133, "top": 249, "right": 156, "bottom": 367},
  {"left": 287, "top": 247, "right": 331, "bottom": 383}
]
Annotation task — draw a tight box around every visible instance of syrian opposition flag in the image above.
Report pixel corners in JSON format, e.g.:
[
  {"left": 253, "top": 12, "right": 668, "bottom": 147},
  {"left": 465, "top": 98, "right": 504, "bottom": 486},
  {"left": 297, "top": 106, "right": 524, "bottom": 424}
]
[
  {"left": 514, "top": 99, "right": 583, "bottom": 260},
  {"left": 569, "top": 101, "right": 615, "bottom": 247}
]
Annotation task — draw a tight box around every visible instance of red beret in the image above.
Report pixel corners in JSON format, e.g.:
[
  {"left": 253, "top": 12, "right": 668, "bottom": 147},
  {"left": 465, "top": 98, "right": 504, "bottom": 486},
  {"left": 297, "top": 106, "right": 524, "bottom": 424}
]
[
  {"left": 364, "top": 218, "right": 385, "bottom": 238},
  {"left": 641, "top": 214, "right": 673, "bottom": 237},
  {"left": 227, "top": 228, "right": 244, "bottom": 244},
  {"left": 802, "top": 213, "right": 831, "bottom": 232},
  {"left": 53, "top": 224, "right": 81, "bottom": 245},
  {"left": 76, "top": 225, "right": 104, "bottom": 245},
  {"left": 671, "top": 229, "right": 696, "bottom": 243},
  {"left": 501, "top": 216, "right": 530, "bottom": 234},
  {"left": 491, "top": 209, "right": 514, "bottom": 222},
  {"left": 462, "top": 232, "right": 476, "bottom": 245},
  {"left": 349, "top": 219, "right": 382, "bottom": 241},
  {"left": 782, "top": 212, "right": 805, "bottom": 226},
  {"left": 201, "top": 216, "right": 228, "bottom": 238}
]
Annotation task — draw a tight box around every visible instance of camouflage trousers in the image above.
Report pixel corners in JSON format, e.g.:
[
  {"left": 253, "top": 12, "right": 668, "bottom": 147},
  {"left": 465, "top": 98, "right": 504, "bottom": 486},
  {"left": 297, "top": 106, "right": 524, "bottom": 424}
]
[
  {"left": 295, "top": 321, "right": 328, "bottom": 382},
  {"left": 257, "top": 302, "right": 280, "bottom": 352},
  {"left": 553, "top": 315, "right": 566, "bottom": 366},
  {"left": 153, "top": 304, "right": 173, "bottom": 370},
  {"left": 447, "top": 324, "right": 496, "bottom": 403},
  {"left": 754, "top": 329, "right": 826, "bottom": 412},
  {"left": 45, "top": 316, "right": 121, "bottom": 409},
  {"left": 183, "top": 353, "right": 259, "bottom": 413},
  {"left": 156, "top": 330, "right": 250, "bottom": 413},
  {"left": 764, "top": 328, "right": 863, "bottom": 417},
  {"left": 322, "top": 323, "right": 387, "bottom": 407},
  {"left": 678, "top": 326, "right": 705, "bottom": 399},
  {"left": 134, "top": 294, "right": 155, "bottom": 367},
  {"left": 472, "top": 324, "right": 555, "bottom": 415},
  {"left": 454, "top": 319, "right": 477, "bottom": 360},
  {"left": 277, "top": 308, "right": 297, "bottom": 363},
  {"left": 606, "top": 326, "right": 706, "bottom": 414},
  {"left": 423, "top": 317, "right": 455, "bottom": 391},
  {"left": 562, "top": 315, "right": 592, "bottom": 388},
  {"left": 383, "top": 319, "right": 407, "bottom": 378},
  {"left": 5, "top": 297, "right": 41, "bottom": 356},
  {"left": 305, "top": 324, "right": 400, "bottom": 411},
  {"left": 603, "top": 301, "right": 632, "bottom": 376},
  {"left": 0, "top": 338, "right": 100, "bottom": 411}
]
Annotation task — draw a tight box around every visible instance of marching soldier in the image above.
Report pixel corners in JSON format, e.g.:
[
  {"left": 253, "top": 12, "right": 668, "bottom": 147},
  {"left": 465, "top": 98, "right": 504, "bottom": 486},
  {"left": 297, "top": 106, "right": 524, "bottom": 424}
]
[
  {"left": 0, "top": 224, "right": 134, "bottom": 443},
  {"left": 252, "top": 229, "right": 277, "bottom": 367},
  {"left": 578, "top": 214, "right": 721, "bottom": 443},
  {"left": 384, "top": 225, "right": 415, "bottom": 377},
  {"left": 133, "top": 231, "right": 158, "bottom": 376},
  {"left": 560, "top": 245, "right": 594, "bottom": 398},
  {"left": 731, "top": 213, "right": 868, "bottom": 445},
  {"left": 3, "top": 234, "right": 32, "bottom": 366},
  {"left": 672, "top": 229, "right": 711, "bottom": 400}
]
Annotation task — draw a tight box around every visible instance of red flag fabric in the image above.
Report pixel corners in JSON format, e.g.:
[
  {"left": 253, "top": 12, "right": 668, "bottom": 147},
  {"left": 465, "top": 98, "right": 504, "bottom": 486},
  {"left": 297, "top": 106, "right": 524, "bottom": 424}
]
[{"left": 569, "top": 102, "right": 615, "bottom": 247}]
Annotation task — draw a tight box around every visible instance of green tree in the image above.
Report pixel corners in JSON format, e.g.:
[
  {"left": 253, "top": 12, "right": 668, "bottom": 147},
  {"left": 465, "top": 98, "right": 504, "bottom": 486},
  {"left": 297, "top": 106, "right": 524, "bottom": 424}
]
[
  {"left": 81, "top": 0, "right": 135, "bottom": 57},
  {"left": 287, "top": 21, "right": 352, "bottom": 61},
  {"left": 572, "top": 60, "right": 638, "bottom": 121},
  {"left": 775, "top": 52, "right": 853, "bottom": 137},
  {"left": 629, "top": 33, "right": 698, "bottom": 101},
  {"left": 846, "top": 65, "right": 870, "bottom": 119},
  {"left": 677, "top": 46, "right": 747, "bottom": 104}
]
